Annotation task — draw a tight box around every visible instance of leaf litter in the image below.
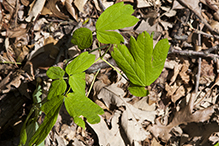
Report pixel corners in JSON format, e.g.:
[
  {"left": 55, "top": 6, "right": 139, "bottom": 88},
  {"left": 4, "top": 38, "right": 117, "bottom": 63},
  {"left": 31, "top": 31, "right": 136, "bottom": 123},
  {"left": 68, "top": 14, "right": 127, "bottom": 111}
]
[{"left": 0, "top": 0, "right": 219, "bottom": 146}]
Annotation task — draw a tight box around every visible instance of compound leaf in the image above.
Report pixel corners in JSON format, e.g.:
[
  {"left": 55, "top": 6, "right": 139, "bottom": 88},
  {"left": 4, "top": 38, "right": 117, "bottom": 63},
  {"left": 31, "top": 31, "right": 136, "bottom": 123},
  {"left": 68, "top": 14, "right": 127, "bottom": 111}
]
[
  {"left": 64, "top": 92, "right": 104, "bottom": 129},
  {"left": 111, "top": 31, "right": 170, "bottom": 96},
  {"left": 28, "top": 95, "right": 64, "bottom": 145},
  {"left": 65, "top": 52, "right": 95, "bottom": 75},
  {"left": 71, "top": 27, "right": 93, "bottom": 50},
  {"left": 96, "top": 2, "right": 139, "bottom": 44},
  {"left": 69, "top": 72, "right": 85, "bottom": 93},
  {"left": 46, "top": 66, "right": 65, "bottom": 79},
  {"left": 47, "top": 79, "right": 67, "bottom": 100},
  {"left": 96, "top": 30, "right": 124, "bottom": 44}
]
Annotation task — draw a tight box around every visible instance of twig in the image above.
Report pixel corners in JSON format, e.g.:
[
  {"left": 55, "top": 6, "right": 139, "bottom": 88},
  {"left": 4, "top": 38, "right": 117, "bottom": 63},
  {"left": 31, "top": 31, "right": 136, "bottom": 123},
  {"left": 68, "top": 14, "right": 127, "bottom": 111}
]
[
  {"left": 177, "top": 0, "right": 218, "bottom": 34},
  {"left": 195, "top": 57, "right": 201, "bottom": 94},
  {"left": 169, "top": 46, "right": 219, "bottom": 61},
  {"left": 97, "top": 0, "right": 106, "bottom": 11}
]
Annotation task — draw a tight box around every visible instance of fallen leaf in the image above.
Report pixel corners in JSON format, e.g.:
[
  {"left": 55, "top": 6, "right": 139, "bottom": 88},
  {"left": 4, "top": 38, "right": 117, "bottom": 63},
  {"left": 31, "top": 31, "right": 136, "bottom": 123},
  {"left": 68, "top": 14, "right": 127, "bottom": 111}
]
[
  {"left": 88, "top": 111, "right": 126, "bottom": 146},
  {"left": 171, "top": 85, "right": 185, "bottom": 103},
  {"left": 199, "top": 59, "right": 215, "bottom": 85},
  {"left": 179, "top": 60, "right": 190, "bottom": 84},
  {"left": 46, "top": 0, "right": 69, "bottom": 20},
  {"left": 137, "top": 0, "right": 161, "bottom": 8},
  {"left": 26, "top": 0, "right": 46, "bottom": 22},
  {"left": 66, "top": 0, "right": 78, "bottom": 21},
  {"left": 74, "top": 0, "right": 87, "bottom": 13}
]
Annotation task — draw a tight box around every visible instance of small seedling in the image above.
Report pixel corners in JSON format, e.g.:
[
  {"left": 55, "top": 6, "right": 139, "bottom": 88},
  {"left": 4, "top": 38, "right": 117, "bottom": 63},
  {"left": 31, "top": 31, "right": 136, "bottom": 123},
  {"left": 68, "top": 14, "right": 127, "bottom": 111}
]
[{"left": 19, "top": 2, "right": 170, "bottom": 146}]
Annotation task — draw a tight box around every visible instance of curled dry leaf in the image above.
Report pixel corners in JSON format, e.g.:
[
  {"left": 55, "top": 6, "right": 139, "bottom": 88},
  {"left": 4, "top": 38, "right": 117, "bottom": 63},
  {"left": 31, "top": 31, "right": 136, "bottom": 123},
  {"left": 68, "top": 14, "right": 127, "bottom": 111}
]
[
  {"left": 137, "top": 0, "right": 161, "bottom": 8},
  {"left": 66, "top": 0, "right": 78, "bottom": 21},
  {"left": 170, "top": 63, "right": 182, "bottom": 85},
  {"left": 171, "top": 85, "right": 185, "bottom": 103},
  {"left": 26, "top": 0, "right": 46, "bottom": 22},
  {"left": 88, "top": 111, "right": 126, "bottom": 146},
  {"left": 2, "top": 0, "right": 16, "bottom": 19},
  {"left": 199, "top": 59, "right": 215, "bottom": 85},
  {"left": 179, "top": 60, "right": 190, "bottom": 84},
  {"left": 21, "top": 0, "right": 30, "bottom": 6},
  {"left": 74, "top": 0, "right": 87, "bottom": 13},
  {"left": 46, "top": 0, "right": 69, "bottom": 20},
  {"left": 148, "top": 93, "right": 215, "bottom": 142}
]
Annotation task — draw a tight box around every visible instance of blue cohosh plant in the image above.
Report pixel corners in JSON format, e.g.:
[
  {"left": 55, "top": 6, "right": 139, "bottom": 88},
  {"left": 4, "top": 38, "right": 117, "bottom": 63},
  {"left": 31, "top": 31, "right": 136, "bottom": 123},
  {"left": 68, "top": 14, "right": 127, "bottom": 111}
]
[{"left": 19, "top": 2, "right": 170, "bottom": 146}]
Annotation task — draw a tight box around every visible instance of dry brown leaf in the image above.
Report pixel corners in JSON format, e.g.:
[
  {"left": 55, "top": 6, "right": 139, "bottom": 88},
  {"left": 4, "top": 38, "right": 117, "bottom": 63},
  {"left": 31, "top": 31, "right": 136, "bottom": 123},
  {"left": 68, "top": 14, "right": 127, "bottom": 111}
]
[
  {"left": 88, "top": 111, "right": 126, "bottom": 146},
  {"left": 135, "top": 19, "right": 163, "bottom": 39},
  {"left": 172, "top": 0, "right": 200, "bottom": 15},
  {"left": 121, "top": 105, "right": 151, "bottom": 145},
  {"left": 46, "top": 0, "right": 69, "bottom": 20},
  {"left": 148, "top": 93, "right": 215, "bottom": 142},
  {"left": 2, "top": 71, "right": 25, "bottom": 93},
  {"left": 94, "top": 0, "right": 113, "bottom": 11},
  {"left": 66, "top": 0, "right": 78, "bottom": 21},
  {"left": 74, "top": 0, "right": 87, "bottom": 13},
  {"left": 199, "top": 59, "right": 215, "bottom": 85},
  {"left": 160, "top": 6, "right": 177, "bottom": 18},
  {"left": 137, "top": 0, "right": 161, "bottom": 8},
  {"left": 179, "top": 60, "right": 190, "bottom": 84},
  {"left": 0, "top": 72, "right": 12, "bottom": 92},
  {"left": 2, "top": 0, "right": 16, "bottom": 19},
  {"left": 166, "top": 82, "right": 178, "bottom": 97},
  {"left": 116, "top": 0, "right": 134, "bottom": 3},
  {"left": 26, "top": 0, "right": 46, "bottom": 22},
  {"left": 20, "top": 0, "right": 31, "bottom": 6},
  {"left": 170, "top": 63, "right": 182, "bottom": 85},
  {"left": 132, "top": 96, "right": 156, "bottom": 111},
  {"left": 171, "top": 85, "right": 185, "bottom": 103}
]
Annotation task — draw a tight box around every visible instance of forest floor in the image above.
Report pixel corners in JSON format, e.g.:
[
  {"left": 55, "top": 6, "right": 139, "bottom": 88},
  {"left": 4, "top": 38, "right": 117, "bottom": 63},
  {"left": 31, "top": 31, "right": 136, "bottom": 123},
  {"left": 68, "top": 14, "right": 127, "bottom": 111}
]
[{"left": 0, "top": 0, "right": 219, "bottom": 146}]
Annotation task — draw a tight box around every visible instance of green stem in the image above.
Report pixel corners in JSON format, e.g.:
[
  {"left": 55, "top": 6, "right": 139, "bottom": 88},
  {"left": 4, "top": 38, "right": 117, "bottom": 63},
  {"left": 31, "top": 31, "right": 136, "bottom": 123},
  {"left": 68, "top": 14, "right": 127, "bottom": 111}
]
[
  {"left": 89, "top": 44, "right": 109, "bottom": 53},
  {"left": 86, "top": 68, "right": 100, "bottom": 97},
  {"left": 101, "top": 58, "right": 128, "bottom": 81},
  {"left": 0, "top": 61, "right": 22, "bottom": 64},
  {"left": 22, "top": 107, "right": 35, "bottom": 129}
]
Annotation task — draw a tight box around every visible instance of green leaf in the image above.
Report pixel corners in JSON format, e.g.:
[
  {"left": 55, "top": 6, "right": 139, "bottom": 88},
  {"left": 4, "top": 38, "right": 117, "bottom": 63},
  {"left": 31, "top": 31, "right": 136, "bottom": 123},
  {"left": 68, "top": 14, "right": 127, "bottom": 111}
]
[
  {"left": 71, "top": 27, "right": 93, "bottom": 50},
  {"left": 128, "top": 84, "right": 149, "bottom": 97},
  {"left": 65, "top": 52, "right": 95, "bottom": 75},
  {"left": 96, "top": 2, "right": 139, "bottom": 44},
  {"left": 47, "top": 79, "right": 66, "bottom": 100},
  {"left": 46, "top": 66, "right": 65, "bottom": 79},
  {"left": 28, "top": 95, "right": 64, "bottom": 145},
  {"left": 69, "top": 72, "right": 85, "bottom": 93},
  {"left": 19, "top": 125, "right": 27, "bottom": 146},
  {"left": 111, "top": 31, "right": 170, "bottom": 96},
  {"left": 96, "top": 30, "right": 124, "bottom": 44},
  {"left": 64, "top": 92, "right": 104, "bottom": 129}
]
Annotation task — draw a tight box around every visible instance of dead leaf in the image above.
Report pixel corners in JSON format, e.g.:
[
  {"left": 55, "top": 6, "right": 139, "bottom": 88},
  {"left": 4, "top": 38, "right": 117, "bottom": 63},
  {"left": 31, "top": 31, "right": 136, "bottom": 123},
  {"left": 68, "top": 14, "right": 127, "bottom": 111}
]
[
  {"left": 199, "top": 59, "right": 215, "bottom": 85},
  {"left": 160, "top": 6, "right": 177, "bottom": 17},
  {"left": 26, "top": 0, "right": 46, "bottom": 22},
  {"left": 179, "top": 60, "right": 190, "bottom": 84},
  {"left": 2, "top": 71, "right": 25, "bottom": 93},
  {"left": 66, "top": 0, "right": 78, "bottom": 21},
  {"left": 170, "top": 63, "right": 182, "bottom": 85},
  {"left": 46, "top": 0, "right": 69, "bottom": 20},
  {"left": 0, "top": 72, "right": 12, "bottom": 92},
  {"left": 20, "top": 0, "right": 31, "bottom": 6},
  {"left": 88, "top": 111, "right": 126, "bottom": 146},
  {"left": 148, "top": 93, "right": 215, "bottom": 142},
  {"left": 137, "top": 0, "right": 161, "bottom": 8},
  {"left": 171, "top": 85, "right": 185, "bottom": 103},
  {"left": 121, "top": 105, "right": 151, "bottom": 145},
  {"left": 165, "top": 82, "right": 178, "bottom": 97},
  {"left": 74, "top": 0, "right": 87, "bottom": 13},
  {"left": 116, "top": 0, "right": 134, "bottom": 3}
]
